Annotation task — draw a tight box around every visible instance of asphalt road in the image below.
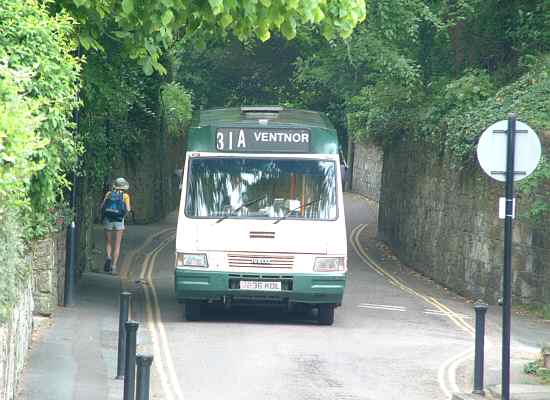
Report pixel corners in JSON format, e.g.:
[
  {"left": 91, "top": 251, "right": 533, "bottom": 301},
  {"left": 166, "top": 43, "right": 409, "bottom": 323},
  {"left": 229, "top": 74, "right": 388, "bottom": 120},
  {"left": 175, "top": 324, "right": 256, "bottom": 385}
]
[{"left": 128, "top": 193, "right": 477, "bottom": 400}]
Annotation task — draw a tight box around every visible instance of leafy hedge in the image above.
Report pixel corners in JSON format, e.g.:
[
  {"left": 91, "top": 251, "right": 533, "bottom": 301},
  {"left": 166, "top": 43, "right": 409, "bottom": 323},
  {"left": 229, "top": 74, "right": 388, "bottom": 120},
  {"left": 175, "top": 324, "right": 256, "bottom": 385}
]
[
  {"left": 0, "top": 0, "right": 80, "bottom": 320},
  {"left": 0, "top": 68, "right": 39, "bottom": 321},
  {"left": 0, "top": 0, "right": 81, "bottom": 240}
]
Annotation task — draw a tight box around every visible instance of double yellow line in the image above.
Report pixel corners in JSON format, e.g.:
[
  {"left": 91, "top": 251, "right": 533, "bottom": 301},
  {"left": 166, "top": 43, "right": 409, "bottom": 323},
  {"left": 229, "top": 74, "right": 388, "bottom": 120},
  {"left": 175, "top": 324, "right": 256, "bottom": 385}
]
[
  {"left": 350, "top": 223, "right": 475, "bottom": 337},
  {"left": 350, "top": 223, "right": 481, "bottom": 398},
  {"left": 140, "top": 232, "right": 185, "bottom": 400}
]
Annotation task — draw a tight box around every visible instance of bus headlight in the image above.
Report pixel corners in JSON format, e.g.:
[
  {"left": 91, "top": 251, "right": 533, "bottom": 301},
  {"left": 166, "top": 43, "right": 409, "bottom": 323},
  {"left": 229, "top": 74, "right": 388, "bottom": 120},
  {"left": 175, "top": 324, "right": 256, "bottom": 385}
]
[
  {"left": 313, "top": 257, "right": 345, "bottom": 272},
  {"left": 175, "top": 253, "right": 208, "bottom": 268}
]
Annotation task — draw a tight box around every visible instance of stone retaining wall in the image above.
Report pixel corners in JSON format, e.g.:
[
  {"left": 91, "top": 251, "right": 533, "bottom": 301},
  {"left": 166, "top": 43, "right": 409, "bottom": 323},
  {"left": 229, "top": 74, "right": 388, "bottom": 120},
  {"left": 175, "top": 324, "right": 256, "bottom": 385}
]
[
  {"left": 0, "top": 282, "right": 33, "bottom": 400},
  {"left": 376, "top": 136, "right": 550, "bottom": 304},
  {"left": 351, "top": 141, "right": 383, "bottom": 201},
  {"left": 0, "top": 229, "right": 67, "bottom": 399},
  {"left": 30, "top": 229, "right": 66, "bottom": 315}
]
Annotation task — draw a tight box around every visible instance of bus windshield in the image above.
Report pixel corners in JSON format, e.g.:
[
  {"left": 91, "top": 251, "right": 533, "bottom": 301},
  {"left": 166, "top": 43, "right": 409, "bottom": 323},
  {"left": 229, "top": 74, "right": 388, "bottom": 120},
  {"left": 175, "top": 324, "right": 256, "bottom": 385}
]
[{"left": 185, "top": 157, "right": 337, "bottom": 221}]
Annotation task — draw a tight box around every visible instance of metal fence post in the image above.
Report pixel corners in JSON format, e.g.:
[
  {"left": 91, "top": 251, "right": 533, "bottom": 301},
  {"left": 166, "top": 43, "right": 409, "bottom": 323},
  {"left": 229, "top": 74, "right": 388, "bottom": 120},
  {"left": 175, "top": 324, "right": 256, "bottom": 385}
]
[
  {"left": 116, "top": 291, "right": 132, "bottom": 379},
  {"left": 136, "top": 354, "right": 154, "bottom": 400},
  {"left": 473, "top": 303, "right": 488, "bottom": 395},
  {"left": 123, "top": 320, "right": 139, "bottom": 400}
]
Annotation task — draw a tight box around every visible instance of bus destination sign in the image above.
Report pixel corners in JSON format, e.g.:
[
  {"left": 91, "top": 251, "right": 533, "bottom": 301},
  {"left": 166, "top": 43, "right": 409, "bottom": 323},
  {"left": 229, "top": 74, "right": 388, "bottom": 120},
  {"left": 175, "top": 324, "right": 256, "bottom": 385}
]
[{"left": 215, "top": 127, "right": 311, "bottom": 153}]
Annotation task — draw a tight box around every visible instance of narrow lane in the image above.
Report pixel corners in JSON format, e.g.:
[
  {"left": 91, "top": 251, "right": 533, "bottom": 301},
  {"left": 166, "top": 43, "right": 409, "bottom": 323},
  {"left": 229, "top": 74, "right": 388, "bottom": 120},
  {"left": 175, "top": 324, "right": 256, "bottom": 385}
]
[{"left": 134, "top": 194, "right": 473, "bottom": 400}]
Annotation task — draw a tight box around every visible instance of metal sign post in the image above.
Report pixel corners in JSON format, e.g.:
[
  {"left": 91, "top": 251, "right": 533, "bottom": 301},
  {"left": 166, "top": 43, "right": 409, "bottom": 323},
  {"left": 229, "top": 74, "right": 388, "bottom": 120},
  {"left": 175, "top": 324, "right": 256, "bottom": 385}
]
[
  {"left": 477, "top": 114, "right": 542, "bottom": 400},
  {"left": 501, "top": 114, "right": 516, "bottom": 400}
]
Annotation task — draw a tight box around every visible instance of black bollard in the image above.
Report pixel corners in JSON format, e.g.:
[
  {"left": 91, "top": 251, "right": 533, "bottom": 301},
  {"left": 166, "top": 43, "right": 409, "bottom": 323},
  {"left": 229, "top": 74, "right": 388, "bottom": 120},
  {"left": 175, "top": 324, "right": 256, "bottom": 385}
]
[
  {"left": 116, "top": 291, "right": 132, "bottom": 379},
  {"left": 63, "top": 221, "right": 76, "bottom": 306},
  {"left": 123, "top": 320, "right": 139, "bottom": 400},
  {"left": 135, "top": 354, "right": 154, "bottom": 400},
  {"left": 473, "top": 303, "right": 488, "bottom": 395}
]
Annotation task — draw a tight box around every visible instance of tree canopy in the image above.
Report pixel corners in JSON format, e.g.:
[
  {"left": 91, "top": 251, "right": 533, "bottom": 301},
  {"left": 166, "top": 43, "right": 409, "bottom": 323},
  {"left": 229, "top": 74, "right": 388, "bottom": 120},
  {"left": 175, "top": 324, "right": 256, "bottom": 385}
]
[{"left": 57, "top": 0, "right": 366, "bottom": 74}]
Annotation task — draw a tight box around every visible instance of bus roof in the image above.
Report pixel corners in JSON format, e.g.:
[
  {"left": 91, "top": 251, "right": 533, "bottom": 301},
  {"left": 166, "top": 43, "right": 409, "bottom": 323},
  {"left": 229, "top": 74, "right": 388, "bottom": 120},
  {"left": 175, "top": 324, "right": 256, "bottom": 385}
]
[
  {"left": 192, "top": 107, "right": 336, "bottom": 131},
  {"left": 187, "top": 107, "right": 339, "bottom": 154}
]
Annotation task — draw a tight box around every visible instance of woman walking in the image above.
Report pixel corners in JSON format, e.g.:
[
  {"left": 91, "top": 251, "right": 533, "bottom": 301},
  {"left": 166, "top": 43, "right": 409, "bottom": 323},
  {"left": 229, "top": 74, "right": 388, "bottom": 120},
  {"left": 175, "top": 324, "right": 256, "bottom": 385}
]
[{"left": 100, "top": 177, "right": 131, "bottom": 274}]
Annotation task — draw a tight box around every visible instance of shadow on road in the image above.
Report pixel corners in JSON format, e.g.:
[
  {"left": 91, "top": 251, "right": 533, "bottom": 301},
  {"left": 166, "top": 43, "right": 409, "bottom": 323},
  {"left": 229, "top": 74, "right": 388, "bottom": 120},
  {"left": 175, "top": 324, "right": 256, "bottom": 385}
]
[{"left": 181, "top": 303, "right": 325, "bottom": 326}]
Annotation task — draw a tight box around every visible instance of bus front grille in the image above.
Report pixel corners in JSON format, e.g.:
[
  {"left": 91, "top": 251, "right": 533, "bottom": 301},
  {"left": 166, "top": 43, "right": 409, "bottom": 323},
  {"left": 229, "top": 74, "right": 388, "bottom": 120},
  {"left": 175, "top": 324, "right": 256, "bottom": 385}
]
[
  {"left": 249, "top": 231, "right": 275, "bottom": 239},
  {"left": 227, "top": 253, "right": 294, "bottom": 269}
]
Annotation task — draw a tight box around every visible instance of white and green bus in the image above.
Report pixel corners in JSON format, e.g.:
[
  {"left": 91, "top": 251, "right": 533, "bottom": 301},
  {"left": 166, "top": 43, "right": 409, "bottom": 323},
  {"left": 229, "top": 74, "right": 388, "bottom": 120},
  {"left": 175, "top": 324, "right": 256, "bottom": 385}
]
[{"left": 174, "top": 106, "right": 347, "bottom": 325}]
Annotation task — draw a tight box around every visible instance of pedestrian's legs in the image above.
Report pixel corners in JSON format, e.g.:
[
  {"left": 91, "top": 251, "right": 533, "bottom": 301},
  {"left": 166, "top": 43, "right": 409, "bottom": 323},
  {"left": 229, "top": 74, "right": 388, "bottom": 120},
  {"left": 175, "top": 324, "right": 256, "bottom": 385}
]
[
  {"left": 105, "top": 229, "right": 113, "bottom": 259},
  {"left": 104, "top": 229, "right": 114, "bottom": 272},
  {"left": 112, "top": 229, "right": 124, "bottom": 269}
]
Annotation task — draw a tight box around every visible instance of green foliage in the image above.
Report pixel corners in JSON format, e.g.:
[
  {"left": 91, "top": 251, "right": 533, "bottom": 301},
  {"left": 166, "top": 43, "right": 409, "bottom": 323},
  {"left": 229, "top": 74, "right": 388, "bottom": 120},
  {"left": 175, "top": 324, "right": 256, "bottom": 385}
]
[
  {"left": 174, "top": 34, "right": 308, "bottom": 107},
  {"left": 524, "top": 357, "right": 550, "bottom": 384},
  {"left": 0, "top": 0, "right": 80, "bottom": 318},
  {"left": 56, "top": 0, "right": 367, "bottom": 75},
  {"left": 78, "top": 47, "right": 160, "bottom": 189},
  {"left": 0, "top": 0, "right": 81, "bottom": 239},
  {"left": 443, "top": 70, "right": 494, "bottom": 110},
  {"left": 292, "top": 2, "right": 431, "bottom": 139},
  {"left": 517, "top": 156, "right": 550, "bottom": 223},
  {"left": 509, "top": 1, "right": 550, "bottom": 56},
  {"left": 442, "top": 55, "right": 550, "bottom": 162},
  {"left": 525, "top": 360, "right": 540, "bottom": 375},
  {"left": 0, "top": 65, "right": 46, "bottom": 214},
  {"left": 160, "top": 82, "right": 192, "bottom": 137},
  {"left": 347, "top": 79, "right": 421, "bottom": 146}
]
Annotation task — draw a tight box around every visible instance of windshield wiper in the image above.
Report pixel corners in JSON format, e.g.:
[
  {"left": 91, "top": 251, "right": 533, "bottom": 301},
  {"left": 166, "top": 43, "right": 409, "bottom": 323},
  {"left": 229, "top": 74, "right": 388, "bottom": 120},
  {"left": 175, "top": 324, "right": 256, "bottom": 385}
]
[
  {"left": 273, "top": 198, "right": 321, "bottom": 224},
  {"left": 216, "top": 195, "right": 266, "bottom": 223}
]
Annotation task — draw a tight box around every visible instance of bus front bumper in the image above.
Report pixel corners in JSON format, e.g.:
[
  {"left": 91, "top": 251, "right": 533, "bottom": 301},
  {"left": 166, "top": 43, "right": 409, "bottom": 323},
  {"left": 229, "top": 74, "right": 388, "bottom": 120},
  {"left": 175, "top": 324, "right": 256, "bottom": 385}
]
[{"left": 174, "top": 269, "right": 346, "bottom": 305}]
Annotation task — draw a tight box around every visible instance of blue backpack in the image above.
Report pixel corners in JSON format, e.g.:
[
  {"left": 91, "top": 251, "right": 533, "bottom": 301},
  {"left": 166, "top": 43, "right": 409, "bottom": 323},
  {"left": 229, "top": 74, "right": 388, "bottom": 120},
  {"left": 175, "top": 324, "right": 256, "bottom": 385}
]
[{"left": 103, "top": 191, "right": 127, "bottom": 222}]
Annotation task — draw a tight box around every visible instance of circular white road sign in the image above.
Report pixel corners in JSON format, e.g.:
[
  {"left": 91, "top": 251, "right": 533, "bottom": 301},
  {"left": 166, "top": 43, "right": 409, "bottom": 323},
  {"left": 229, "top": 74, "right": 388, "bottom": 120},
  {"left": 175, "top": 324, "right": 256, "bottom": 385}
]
[{"left": 477, "top": 119, "right": 542, "bottom": 182}]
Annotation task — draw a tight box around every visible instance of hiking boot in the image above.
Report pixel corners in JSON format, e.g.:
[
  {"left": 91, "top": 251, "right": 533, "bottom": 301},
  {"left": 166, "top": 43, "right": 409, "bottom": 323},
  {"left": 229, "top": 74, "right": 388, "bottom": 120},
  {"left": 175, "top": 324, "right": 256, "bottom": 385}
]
[{"left": 104, "top": 257, "right": 112, "bottom": 273}]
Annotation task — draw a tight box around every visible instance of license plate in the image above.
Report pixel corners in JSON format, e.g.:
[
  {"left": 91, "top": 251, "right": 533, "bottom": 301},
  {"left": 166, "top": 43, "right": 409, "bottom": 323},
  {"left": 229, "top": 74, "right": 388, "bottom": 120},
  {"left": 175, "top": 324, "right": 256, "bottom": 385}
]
[{"left": 239, "top": 281, "right": 281, "bottom": 291}]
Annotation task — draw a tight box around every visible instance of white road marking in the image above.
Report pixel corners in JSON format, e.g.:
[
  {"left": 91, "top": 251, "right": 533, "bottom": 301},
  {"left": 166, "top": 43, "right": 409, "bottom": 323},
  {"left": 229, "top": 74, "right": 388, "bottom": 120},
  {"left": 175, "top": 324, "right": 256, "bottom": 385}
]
[
  {"left": 357, "top": 303, "right": 407, "bottom": 311},
  {"left": 424, "top": 309, "right": 472, "bottom": 319}
]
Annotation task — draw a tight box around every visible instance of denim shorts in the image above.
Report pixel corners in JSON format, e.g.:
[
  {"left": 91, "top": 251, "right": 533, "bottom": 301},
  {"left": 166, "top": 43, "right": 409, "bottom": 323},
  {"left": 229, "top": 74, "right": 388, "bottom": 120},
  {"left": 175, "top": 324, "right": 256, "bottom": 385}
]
[{"left": 103, "top": 218, "right": 125, "bottom": 231}]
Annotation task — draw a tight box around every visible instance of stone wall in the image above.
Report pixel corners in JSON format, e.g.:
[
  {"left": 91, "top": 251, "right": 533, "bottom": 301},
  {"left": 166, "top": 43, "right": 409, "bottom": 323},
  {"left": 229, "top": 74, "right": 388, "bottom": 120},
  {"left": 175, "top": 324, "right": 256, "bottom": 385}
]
[
  {"left": 0, "top": 282, "right": 33, "bottom": 400},
  {"left": 375, "top": 133, "right": 550, "bottom": 305},
  {"left": 30, "top": 229, "right": 66, "bottom": 315},
  {"left": 0, "top": 230, "right": 68, "bottom": 399},
  {"left": 351, "top": 141, "right": 384, "bottom": 201}
]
